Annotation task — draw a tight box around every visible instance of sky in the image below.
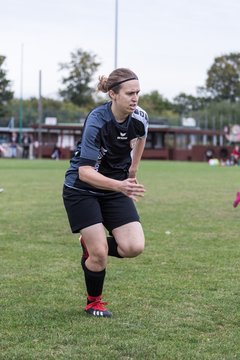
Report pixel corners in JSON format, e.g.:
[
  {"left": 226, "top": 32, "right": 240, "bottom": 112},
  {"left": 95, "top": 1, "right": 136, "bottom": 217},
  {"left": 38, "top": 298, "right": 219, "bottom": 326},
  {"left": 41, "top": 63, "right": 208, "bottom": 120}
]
[{"left": 1, "top": 0, "right": 240, "bottom": 101}]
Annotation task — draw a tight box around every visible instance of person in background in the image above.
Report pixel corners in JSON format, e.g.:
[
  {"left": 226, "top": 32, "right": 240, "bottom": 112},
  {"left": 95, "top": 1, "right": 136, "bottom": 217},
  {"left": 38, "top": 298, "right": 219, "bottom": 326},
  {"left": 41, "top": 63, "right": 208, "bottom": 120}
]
[
  {"left": 231, "top": 145, "right": 240, "bottom": 207},
  {"left": 22, "top": 133, "right": 32, "bottom": 159},
  {"left": 0, "top": 144, "right": 5, "bottom": 157},
  {"left": 62, "top": 68, "right": 148, "bottom": 318},
  {"left": 51, "top": 145, "right": 61, "bottom": 160},
  {"left": 230, "top": 145, "right": 240, "bottom": 166},
  {"left": 10, "top": 132, "right": 18, "bottom": 158},
  {"left": 233, "top": 191, "right": 240, "bottom": 208}
]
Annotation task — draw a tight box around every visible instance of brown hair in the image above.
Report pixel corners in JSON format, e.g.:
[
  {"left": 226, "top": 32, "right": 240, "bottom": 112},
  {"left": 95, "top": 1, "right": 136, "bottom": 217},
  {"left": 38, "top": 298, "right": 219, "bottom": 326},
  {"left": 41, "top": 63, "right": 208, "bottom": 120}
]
[{"left": 97, "top": 68, "right": 138, "bottom": 94}]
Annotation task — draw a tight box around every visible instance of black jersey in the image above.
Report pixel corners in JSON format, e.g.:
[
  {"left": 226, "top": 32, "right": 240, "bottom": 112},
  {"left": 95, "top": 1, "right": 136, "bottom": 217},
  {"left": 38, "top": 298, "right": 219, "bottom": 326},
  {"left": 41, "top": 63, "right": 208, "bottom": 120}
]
[{"left": 64, "top": 102, "right": 148, "bottom": 193}]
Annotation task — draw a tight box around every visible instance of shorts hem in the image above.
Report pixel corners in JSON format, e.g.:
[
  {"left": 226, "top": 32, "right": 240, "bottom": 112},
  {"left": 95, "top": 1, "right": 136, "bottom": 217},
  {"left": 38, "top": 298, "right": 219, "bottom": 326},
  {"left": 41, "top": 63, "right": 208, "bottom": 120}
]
[{"left": 71, "top": 220, "right": 103, "bottom": 233}]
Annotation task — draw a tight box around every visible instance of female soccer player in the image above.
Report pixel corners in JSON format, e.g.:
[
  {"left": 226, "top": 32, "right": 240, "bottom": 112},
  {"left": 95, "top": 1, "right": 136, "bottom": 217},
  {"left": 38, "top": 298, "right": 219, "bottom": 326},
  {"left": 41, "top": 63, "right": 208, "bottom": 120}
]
[
  {"left": 63, "top": 68, "right": 148, "bottom": 317},
  {"left": 233, "top": 191, "right": 240, "bottom": 208}
]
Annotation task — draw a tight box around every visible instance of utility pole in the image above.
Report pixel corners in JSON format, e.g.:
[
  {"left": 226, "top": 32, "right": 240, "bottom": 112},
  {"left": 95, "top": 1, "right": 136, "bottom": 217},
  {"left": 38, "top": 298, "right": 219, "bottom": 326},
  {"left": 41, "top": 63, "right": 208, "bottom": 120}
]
[
  {"left": 38, "top": 70, "right": 43, "bottom": 159},
  {"left": 114, "top": 0, "right": 118, "bottom": 69},
  {"left": 19, "top": 43, "right": 24, "bottom": 143}
]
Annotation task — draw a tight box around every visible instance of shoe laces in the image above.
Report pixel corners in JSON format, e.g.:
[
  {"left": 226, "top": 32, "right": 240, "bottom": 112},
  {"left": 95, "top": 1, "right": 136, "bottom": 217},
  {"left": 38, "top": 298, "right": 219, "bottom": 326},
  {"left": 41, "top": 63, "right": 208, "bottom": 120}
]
[{"left": 85, "top": 299, "right": 108, "bottom": 311}]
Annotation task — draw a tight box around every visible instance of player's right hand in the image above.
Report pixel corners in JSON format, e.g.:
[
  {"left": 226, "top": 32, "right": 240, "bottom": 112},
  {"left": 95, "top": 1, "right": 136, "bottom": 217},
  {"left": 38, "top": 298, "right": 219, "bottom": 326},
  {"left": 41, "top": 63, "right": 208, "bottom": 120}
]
[{"left": 120, "top": 178, "right": 146, "bottom": 201}]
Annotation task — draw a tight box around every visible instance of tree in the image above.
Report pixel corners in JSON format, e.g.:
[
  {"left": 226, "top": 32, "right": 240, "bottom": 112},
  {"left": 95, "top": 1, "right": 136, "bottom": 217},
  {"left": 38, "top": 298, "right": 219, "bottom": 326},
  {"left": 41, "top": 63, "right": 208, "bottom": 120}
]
[
  {"left": 7, "top": 97, "right": 87, "bottom": 127},
  {"left": 206, "top": 52, "right": 240, "bottom": 102},
  {"left": 59, "top": 48, "right": 100, "bottom": 107},
  {"left": 0, "top": 55, "right": 14, "bottom": 117},
  {"left": 139, "top": 91, "right": 173, "bottom": 116},
  {"left": 173, "top": 92, "right": 207, "bottom": 114}
]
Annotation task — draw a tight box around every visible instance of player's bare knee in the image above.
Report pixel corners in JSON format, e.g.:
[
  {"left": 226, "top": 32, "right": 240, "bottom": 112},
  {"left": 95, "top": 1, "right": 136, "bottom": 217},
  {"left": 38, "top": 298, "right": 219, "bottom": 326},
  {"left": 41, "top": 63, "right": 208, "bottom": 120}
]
[
  {"left": 121, "top": 243, "right": 144, "bottom": 257},
  {"left": 89, "top": 246, "right": 108, "bottom": 268},
  {"left": 132, "top": 243, "right": 144, "bottom": 256}
]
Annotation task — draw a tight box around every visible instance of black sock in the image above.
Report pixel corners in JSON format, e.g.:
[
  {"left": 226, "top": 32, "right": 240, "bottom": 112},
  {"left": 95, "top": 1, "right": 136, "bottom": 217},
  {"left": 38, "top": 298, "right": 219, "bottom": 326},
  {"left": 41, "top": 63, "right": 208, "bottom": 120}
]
[
  {"left": 82, "top": 260, "right": 106, "bottom": 298},
  {"left": 107, "top": 236, "right": 123, "bottom": 258},
  {"left": 81, "top": 256, "right": 86, "bottom": 269}
]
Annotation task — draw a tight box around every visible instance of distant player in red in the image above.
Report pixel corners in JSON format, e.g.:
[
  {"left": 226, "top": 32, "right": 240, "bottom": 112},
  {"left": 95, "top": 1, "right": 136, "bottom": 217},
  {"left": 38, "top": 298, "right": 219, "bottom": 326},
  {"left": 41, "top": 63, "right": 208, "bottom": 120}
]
[
  {"left": 231, "top": 145, "right": 240, "bottom": 207},
  {"left": 231, "top": 145, "right": 240, "bottom": 166},
  {"left": 233, "top": 192, "right": 240, "bottom": 208},
  {"left": 63, "top": 68, "right": 148, "bottom": 317}
]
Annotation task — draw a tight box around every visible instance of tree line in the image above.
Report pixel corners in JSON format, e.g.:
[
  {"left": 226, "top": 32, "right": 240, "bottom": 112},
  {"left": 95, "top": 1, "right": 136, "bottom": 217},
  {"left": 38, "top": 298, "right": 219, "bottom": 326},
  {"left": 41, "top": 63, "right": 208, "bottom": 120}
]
[{"left": 1, "top": 50, "right": 240, "bottom": 130}]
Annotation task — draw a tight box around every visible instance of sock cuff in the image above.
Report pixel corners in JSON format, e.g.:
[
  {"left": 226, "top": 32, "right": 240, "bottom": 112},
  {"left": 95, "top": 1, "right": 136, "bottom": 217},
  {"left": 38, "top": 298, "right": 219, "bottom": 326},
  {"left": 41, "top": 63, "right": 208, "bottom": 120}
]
[{"left": 82, "top": 261, "right": 106, "bottom": 277}]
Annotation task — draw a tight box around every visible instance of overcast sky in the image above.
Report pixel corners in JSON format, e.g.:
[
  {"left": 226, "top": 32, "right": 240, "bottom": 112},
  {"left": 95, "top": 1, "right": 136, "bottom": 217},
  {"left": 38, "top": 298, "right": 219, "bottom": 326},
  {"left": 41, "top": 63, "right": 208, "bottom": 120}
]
[{"left": 1, "top": 0, "right": 240, "bottom": 101}]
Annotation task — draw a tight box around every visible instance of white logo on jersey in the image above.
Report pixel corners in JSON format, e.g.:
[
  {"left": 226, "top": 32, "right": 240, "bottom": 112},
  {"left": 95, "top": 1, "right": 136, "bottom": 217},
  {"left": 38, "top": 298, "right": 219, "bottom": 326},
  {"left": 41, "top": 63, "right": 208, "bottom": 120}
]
[
  {"left": 117, "top": 131, "right": 128, "bottom": 140},
  {"left": 94, "top": 147, "right": 107, "bottom": 171}
]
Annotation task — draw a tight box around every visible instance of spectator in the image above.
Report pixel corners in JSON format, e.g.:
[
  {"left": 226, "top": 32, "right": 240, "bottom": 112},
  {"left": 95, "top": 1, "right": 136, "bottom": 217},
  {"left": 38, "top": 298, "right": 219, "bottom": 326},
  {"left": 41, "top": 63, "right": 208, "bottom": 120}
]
[
  {"left": 0, "top": 144, "right": 5, "bottom": 157},
  {"left": 230, "top": 145, "right": 240, "bottom": 165},
  {"left": 22, "top": 133, "right": 32, "bottom": 159},
  {"left": 10, "top": 132, "right": 18, "bottom": 158},
  {"left": 51, "top": 145, "right": 61, "bottom": 160}
]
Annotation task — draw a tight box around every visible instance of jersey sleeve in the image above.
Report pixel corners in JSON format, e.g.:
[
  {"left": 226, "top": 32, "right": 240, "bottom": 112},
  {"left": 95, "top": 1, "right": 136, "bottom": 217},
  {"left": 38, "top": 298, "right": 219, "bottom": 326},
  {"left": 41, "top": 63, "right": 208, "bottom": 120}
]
[
  {"left": 133, "top": 106, "right": 149, "bottom": 138},
  {"left": 79, "top": 111, "right": 101, "bottom": 164}
]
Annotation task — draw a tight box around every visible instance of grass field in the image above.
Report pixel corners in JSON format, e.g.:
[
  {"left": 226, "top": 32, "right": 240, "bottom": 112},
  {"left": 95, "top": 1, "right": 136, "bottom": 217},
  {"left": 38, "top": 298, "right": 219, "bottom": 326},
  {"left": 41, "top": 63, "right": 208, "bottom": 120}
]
[{"left": 0, "top": 158, "right": 240, "bottom": 360}]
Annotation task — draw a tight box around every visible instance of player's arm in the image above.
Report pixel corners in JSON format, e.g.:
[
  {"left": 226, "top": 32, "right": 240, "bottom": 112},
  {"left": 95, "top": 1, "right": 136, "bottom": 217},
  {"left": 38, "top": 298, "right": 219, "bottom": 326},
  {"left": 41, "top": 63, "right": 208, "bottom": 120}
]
[
  {"left": 79, "top": 165, "right": 145, "bottom": 201},
  {"left": 128, "top": 137, "right": 146, "bottom": 179}
]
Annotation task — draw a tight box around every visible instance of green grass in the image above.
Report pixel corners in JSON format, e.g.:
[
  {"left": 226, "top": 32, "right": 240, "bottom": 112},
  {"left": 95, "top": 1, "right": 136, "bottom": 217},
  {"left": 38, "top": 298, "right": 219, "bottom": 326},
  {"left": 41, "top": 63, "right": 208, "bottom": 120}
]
[{"left": 0, "top": 159, "right": 240, "bottom": 359}]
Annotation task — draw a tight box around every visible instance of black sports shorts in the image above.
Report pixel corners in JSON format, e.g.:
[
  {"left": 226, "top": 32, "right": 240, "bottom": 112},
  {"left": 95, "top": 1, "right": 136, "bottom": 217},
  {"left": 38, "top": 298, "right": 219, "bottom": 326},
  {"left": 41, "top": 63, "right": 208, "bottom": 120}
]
[{"left": 62, "top": 185, "right": 140, "bottom": 233}]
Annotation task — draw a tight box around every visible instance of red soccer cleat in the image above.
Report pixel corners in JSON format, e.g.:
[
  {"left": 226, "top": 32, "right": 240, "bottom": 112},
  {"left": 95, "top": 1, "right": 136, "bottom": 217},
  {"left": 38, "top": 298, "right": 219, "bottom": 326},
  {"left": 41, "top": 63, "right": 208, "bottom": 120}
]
[
  {"left": 233, "top": 192, "right": 240, "bottom": 208},
  {"left": 85, "top": 296, "right": 112, "bottom": 318}
]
